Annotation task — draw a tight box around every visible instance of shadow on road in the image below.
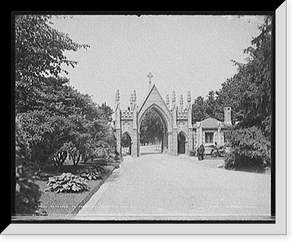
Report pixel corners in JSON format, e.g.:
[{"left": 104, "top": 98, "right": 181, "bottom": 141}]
[{"left": 140, "top": 151, "right": 162, "bottom": 156}]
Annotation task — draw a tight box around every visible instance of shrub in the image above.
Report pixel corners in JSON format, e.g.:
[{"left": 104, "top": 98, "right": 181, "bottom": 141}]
[
  {"left": 225, "top": 126, "right": 271, "bottom": 170},
  {"left": 15, "top": 121, "right": 44, "bottom": 215},
  {"left": 79, "top": 167, "right": 105, "bottom": 180},
  {"left": 15, "top": 165, "right": 42, "bottom": 215},
  {"left": 94, "top": 146, "right": 116, "bottom": 164},
  {"left": 224, "top": 148, "right": 236, "bottom": 170},
  {"left": 46, "top": 173, "right": 89, "bottom": 193}
]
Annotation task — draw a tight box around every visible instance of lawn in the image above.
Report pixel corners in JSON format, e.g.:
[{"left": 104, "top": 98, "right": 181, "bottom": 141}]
[{"left": 35, "top": 159, "right": 118, "bottom": 216}]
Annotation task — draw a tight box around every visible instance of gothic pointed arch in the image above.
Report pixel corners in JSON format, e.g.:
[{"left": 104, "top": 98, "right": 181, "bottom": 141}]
[
  {"left": 177, "top": 130, "right": 188, "bottom": 139},
  {"left": 121, "top": 131, "right": 133, "bottom": 155},
  {"left": 177, "top": 130, "right": 188, "bottom": 155},
  {"left": 122, "top": 130, "right": 133, "bottom": 141},
  {"left": 113, "top": 74, "right": 193, "bottom": 158},
  {"left": 138, "top": 103, "right": 169, "bottom": 132},
  {"left": 138, "top": 84, "right": 172, "bottom": 133}
]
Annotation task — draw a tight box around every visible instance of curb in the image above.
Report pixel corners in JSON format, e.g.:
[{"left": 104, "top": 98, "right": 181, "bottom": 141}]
[{"left": 67, "top": 164, "right": 119, "bottom": 217}]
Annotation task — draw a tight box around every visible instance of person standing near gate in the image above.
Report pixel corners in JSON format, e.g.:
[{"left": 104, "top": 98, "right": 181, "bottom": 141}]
[
  {"left": 197, "top": 146, "right": 201, "bottom": 160},
  {"left": 197, "top": 145, "right": 205, "bottom": 161},
  {"left": 200, "top": 144, "right": 205, "bottom": 160}
]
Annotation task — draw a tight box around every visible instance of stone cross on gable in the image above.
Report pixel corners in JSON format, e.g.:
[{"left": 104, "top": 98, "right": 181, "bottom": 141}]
[{"left": 147, "top": 72, "right": 154, "bottom": 83}]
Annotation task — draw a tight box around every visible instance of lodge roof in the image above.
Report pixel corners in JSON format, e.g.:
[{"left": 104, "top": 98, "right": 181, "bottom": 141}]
[{"left": 200, "top": 117, "right": 230, "bottom": 129}]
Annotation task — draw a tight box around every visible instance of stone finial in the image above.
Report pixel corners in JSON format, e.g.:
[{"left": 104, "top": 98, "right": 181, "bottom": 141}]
[
  {"left": 180, "top": 94, "right": 184, "bottom": 105},
  {"left": 133, "top": 90, "right": 137, "bottom": 102},
  {"left": 130, "top": 94, "right": 133, "bottom": 104},
  {"left": 166, "top": 94, "right": 170, "bottom": 106},
  {"left": 187, "top": 91, "right": 191, "bottom": 103},
  {"left": 172, "top": 91, "right": 176, "bottom": 102},
  {"left": 115, "top": 90, "right": 120, "bottom": 102}
]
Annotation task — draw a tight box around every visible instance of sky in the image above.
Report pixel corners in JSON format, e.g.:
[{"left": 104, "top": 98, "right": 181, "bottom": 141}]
[{"left": 51, "top": 15, "right": 265, "bottom": 110}]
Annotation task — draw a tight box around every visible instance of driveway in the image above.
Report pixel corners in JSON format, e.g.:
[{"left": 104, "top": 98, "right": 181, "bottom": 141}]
[{"left": 76, "top": 154, "right": 271, "bottom": 221}]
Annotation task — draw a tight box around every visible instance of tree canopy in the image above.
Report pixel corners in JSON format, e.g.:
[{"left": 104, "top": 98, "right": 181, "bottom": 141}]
[
  {"left": 192, "top": 16, "right": 273, "bottom": 169},
  {"left": 14, "top": 15, "right": 116, "bottom": 215},
  {"left": 140, "top": 109, "right": 165, "bottom": 144},
  {"left": 15, "top": 15, "right": 90, "bottom": 113}
]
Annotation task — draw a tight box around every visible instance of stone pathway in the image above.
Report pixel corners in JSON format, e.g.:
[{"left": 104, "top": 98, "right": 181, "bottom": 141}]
[{"left": 76, "top": 154, "right": 271, "bottom": 221}]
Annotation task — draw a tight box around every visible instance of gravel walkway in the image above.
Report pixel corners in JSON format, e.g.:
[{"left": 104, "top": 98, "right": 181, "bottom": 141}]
[{"left": 76, "top": 154, "right": 271, "bottom": 221}]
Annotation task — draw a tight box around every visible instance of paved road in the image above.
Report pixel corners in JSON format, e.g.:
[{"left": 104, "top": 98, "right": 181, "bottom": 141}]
[{"left": 76, "top": 154, "right": 271, "bottom": 221}]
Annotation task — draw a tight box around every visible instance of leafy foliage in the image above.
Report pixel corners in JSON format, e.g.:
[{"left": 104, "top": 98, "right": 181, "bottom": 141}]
[
  {"left": 15, "top": 15, "right": 89, "bottom": 113},
  {"left": 192, "top": 16, "right": 272, "bottom": 133},
  {"left": 67, "top": 141, "right": 81, "bottom": 166},
  {"left": 98, "top": 102, "right": 113, "bottom": 122},
  {"left": 94, "top": 145, "right": 116, "bottom": 164},
  {"left": 50, "top": 143, "right": 69, "bottom": 171},
  {"left": 140, "top": 109, "right": 165, "bottom": 144},
  {"left": 14, "top": 15, "right": 117, "bottom": 215},
  {"left": 121, "top": 133, "right": 132, "bottom": 148},
  {"left": 15, "top": 119, "right": 32, "bottom": 168},
  {"left": 15, "top": 165, "right": 41, "bottom": 215},
  {"left": 192, "top": 92, "right": 225, "bottom": 122},
  {"left": 236, "top": 17, "right": 272, "bottom": 138},
  {"left": 224, "top": 126, "right": 271, "bottom": 170},
  {"left": 226, "top": 16, "right": 273, "bottom": 170},
  {"left": 192, "top": 96, "right": 207, "bottom": 122},
  {"left": 79, "top": 167, "right": 105, "bottom": 180},
  {"left": 16, "top": 111, "right": 74, "bottom": 171},
  {"left": 46, "top": 173, "right": 89, "bottom": 193},
  {"left": 192, "top": 16, "right": 273, "bottom": 170}
]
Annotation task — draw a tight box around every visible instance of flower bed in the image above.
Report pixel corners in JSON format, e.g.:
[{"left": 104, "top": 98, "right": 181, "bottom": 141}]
[{"left": 35, "top": 162, "right": 117, "bottom": 216}]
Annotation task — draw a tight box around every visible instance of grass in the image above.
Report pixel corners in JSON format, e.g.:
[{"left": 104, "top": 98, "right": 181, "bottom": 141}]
[{"left": 35, "top": 159, "right": 118, "bottom": 216}]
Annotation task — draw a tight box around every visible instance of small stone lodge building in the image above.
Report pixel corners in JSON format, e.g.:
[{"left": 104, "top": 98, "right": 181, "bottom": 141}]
[
  {"left": 113, "top": 77, "right": 232, "bottom": 158},
  {"left": 196, "top": 109, "right": 232, "bottom": 154}
]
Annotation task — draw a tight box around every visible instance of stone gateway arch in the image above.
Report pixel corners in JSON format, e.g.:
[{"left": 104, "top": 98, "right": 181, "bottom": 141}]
[{"left": 113, "top": 74, "right": 193, "bottom": 158}]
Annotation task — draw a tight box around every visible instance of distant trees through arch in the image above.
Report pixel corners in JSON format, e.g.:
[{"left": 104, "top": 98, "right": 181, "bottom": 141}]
[{"left": 140, "top": 108, "right": 167, "bottom": 154}]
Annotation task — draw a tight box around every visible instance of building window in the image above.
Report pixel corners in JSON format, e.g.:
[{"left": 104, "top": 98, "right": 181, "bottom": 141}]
[{"left": 205, "top": 132, "right": 214, "bottom": 144}]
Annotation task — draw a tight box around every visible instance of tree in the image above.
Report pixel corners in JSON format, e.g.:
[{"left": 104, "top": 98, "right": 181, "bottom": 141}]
[
  {"left": 191, "top": 16, "right": 273, "bottom": 170},
  {"left": 225, "top": 126, "right": 271, "bottom": 171},
  {"left": 237, "top": 16, "right": 272, "bottom": 138},
  {"left": 223, "top": 16, "right": 273, "bottom": 170},
  {"left": 205, "top": 90, "right": 216, "bottom": 118},
  {"left": 17, "top": 111, "right": 74, "bottom": 171},
  {"left": 213, "top": 75, "right": 245, "bottom": 124},
  {"left": 192, "top": 93, "right": 220, "bottom": 123},
  {"left": 140, "top": 109, "right": 164, "bottom": 144},
  {"left": 15, "top": 15, "right": 89, "bottom": 113},
  {"left": 192, "top": 96, "right": 207, "bottom": 122},
  {"left": 98, "top": 102, "right": 113, "bottom": 122},
  {"left": 121, "top": 133, "right": 132, "bottom": 148},
  {"left": 15, "top": 164, "right": 42, "bottom": 216},
  {"left": 14, "top": 15, "right": 91, "bottom": 215},
  {"left": 68, "top": 114, "right": 116, "bottom": 164}
]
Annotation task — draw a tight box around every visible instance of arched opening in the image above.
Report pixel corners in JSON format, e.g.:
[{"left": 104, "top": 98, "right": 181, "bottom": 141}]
[
  {"left": 121, "top": 132, "right": 132, "bottom": 156},
  {"left": 139, "top": 106, "right": 168, "bottom": 155},
  {"left": 178, "top": 131, "right": 187, "bottom": 154}
]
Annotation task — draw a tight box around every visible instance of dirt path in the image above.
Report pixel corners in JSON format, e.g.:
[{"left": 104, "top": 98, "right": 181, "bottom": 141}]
[{"left": 76, "top": 154, "right": 271, "bottom": 221}]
